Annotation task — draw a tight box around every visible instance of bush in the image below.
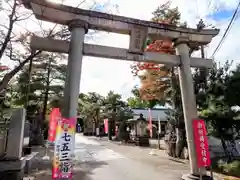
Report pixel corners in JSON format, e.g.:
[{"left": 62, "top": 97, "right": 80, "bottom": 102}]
[{"left": 217, "top": 160, "right": 240, "bottom": 177}]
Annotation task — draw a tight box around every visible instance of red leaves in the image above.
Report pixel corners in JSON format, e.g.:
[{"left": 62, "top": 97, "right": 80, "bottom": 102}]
[
  {"left": 0, "top": 65, "right": 9, "bottom": 71},
  {"left": 130, "top": 20, "right": 175, "bottom": 101},
  {"left": 132, "top": 39, "right": 175, "bottom": 75},
  {"left": 137, "top": 63, "right": 160, "bottom": 71}
]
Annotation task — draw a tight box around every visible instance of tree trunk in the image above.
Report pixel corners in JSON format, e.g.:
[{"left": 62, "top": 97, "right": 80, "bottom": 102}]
[
  {"left": 108, "top": 119, "right": 112, "bottom": 140},
  {"left": 95, "top": 110, "right": 100, "bottom": 137},
  {"left": 42, "top": 59, "right": 52, "bottom": 123},
  {"left": 175, "top": 128, "right": 185, "bottom": 158},
  {"left": 165, "top": 123, "right": 177, "bottom": 157},
  {"left": 171, "top": 67, "right": 186, "bottom": 158}
]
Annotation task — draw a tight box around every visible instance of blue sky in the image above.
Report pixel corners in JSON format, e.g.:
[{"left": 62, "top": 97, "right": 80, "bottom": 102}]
[{"left": 208, "top": 9, "right": 235, "bottom": 21}]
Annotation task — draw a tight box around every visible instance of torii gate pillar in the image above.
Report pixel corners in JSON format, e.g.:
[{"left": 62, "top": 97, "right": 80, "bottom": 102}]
[
  {"left": 174, "top": 38, "right": 207, "bottom": 179},
  {"left": 61, "top": 20, "right": 88, "bottom": 119}
]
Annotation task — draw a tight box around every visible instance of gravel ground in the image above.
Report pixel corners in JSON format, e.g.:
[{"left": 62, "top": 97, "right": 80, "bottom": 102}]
[{"left": 23, "top": 146, "right": 54, "bottom": 180}]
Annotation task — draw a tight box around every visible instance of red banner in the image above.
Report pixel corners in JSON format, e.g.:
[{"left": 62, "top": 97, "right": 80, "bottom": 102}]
[
  {"left": 104, "top": 119, "right": 108, "bottom": 133},
  {"left": 48, "top": 108, "right": 61, "bottom": 142},
  {"left": 193, "top": 119, "right": 211, "bottom": 168}
]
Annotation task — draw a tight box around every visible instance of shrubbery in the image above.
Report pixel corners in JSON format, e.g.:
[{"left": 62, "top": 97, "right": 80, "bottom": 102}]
[{"left": 216, "top": 159, "right": 240, "bottom": 177}]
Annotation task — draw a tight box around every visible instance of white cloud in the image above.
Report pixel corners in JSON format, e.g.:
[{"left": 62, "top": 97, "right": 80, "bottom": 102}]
[
  {"left": 81, "top": 0, "right": 240, "bottom": 98},
  {"left": 1, "top": 0, "right": 240, "bottom": 100}
]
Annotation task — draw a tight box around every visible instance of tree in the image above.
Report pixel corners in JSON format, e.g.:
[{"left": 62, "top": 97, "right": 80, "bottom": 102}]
[
  {"left": 127, "top": 96, "right": 149, "bottom": 108},
  {"left": 127, "top": 86, "right": 161, "bottom": 108},
  {"left": 195, "top": 61, "right": 240, "bottom": 159},
  {"left": 225, "top": 64, "right": 240, "bottom": 107},
  {"left": 78, "top": 92, "right": 105, "bottom": 135},
  {"left": 130, "top": 1, "right": 187, "bottom": 158},
  {"left": 11, "top": 52, "right": 67, "bottom": 143},
  {"left": 0, "top": 0, "right": 45, "bottom": 92},
  {"left": 78, "top": 91, "right": 133, "bottom": 138},
  {"left": 0, "top": 0, "right": 118, "bottom": 93}
]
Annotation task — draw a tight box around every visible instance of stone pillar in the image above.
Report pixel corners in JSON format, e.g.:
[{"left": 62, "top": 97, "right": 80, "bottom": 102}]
[
  {"left": 62, "top": 19, "right": 88, "bottom": 119},
  {"left": 174, "top": 38, "right": 211, "bottom": 180},
  {"left": 5, "top": 108, "right": 26, "bottom": 159}
]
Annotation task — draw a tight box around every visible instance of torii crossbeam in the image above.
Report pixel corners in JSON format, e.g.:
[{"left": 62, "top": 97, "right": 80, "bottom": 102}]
[{"left": 22, "top": 0, "right": 219, "bottom": 180}]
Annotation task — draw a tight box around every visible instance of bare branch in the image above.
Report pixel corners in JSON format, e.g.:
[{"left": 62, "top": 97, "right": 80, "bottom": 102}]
[
  {"left": 14, "top": 12, "right": 33, "bottom": 21},
  {"left": 0, "top": 50, "right": 42, "bottom": 92},
  {"left": 0, "top": 0, "right": 18, "bottom": 59}
]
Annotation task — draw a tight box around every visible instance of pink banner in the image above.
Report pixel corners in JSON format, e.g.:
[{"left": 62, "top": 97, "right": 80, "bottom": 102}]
[
  {"left": 193, "top": 119, "right": 211, "bottom": 168},
  {"left": 104, "top": 119, "right": 108, "bottom": 133},
  {"left": 48, "top": 108, "right": 61, "bottom": 142},
  {"left": 148, "top": 108, "right": 153, "bottom": 138}
]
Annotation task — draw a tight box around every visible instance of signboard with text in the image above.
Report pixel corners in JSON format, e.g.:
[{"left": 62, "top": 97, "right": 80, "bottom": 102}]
[
  {"left": 129, "top": 26, "right": 148, "bottom": 54},
  {"left": 193, "top": 119, "right": 211, "bottom": 168},
  {"left": 52, "top": 117, "right": 76, "bottom": 179}
]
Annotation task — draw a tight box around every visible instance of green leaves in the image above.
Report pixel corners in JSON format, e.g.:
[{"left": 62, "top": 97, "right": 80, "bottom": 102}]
[
  {"left": 195, "top": 61, "right": 240, "bottom": 140},
  {"left": 78, "top": 91, "right": 133, "bottom": 124}
]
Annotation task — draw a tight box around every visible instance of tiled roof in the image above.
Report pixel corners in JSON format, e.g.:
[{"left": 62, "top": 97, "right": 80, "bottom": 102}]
[{"left": 131, "top": 108, "right": 170, "bottom": 121}]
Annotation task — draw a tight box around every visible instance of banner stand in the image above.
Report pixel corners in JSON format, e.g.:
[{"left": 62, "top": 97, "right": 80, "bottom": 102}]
[
  {"left": 42, "top": 141, "right": 50, "bottom": 160},
  {"left": 210, "top": 166, "right": 214, "bottom": 180},
  {"left": 199, "top": 168, "right": 202, "bottom": 180}
]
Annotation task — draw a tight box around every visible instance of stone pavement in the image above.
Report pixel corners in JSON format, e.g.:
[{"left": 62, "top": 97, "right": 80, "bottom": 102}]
[{"left": 23, "top": 134, "right": 226, "bottom": 180}]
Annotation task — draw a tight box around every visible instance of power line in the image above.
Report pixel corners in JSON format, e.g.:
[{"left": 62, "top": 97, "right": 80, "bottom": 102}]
[{"left": 210, "top": 1, "right": 240, "bottom": 58}]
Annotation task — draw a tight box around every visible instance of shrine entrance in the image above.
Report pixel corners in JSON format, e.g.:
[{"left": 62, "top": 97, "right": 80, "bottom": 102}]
[{"left": 22, "top": 0, "right": 219, "bottom": 179}]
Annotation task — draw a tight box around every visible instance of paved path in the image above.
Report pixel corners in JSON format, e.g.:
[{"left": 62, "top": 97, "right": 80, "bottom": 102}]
[
  {"left": 24, "top": 135, "right": 220, "bottom": 180},
  {"left": 74, "top": 134, "right": 190, "bottom": 180}
]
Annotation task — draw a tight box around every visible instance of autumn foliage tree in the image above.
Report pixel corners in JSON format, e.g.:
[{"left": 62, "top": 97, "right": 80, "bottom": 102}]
[
  {"left": 130, "top": 1, "right": 181, "bottom": 102},
  {"left": 130, "top": 2, "right": 188, "bottom": 158}
]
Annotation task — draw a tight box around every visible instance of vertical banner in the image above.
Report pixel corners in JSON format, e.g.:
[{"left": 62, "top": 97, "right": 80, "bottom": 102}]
[
  {"left": 148, "top": 108, "right": 153, "bottom": 138},
  {"left": 48, "top": 108, "right": 61, "bottom": 142},
  {"left": 193, "top": 119, "right": 211, "bottom": 168},
  {"left": 158, "top": 115, "right": 161, "bottom": 134},
  {"left": 52, "top": 117, "right": 76, "bottom": 179},
  {"left": 104, "top": 119, "right": 108, "bottom": 134}
]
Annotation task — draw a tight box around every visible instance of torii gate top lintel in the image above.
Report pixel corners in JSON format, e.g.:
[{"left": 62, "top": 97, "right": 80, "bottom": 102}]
[{"left": 22, "top": 0, "right": 219, "bottom": 45}]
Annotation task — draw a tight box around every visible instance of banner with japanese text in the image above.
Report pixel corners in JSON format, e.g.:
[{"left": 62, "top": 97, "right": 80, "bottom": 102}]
[
  {"left": 52, "top": 117, "right": 76, "bottom": 179},
  {"left": 48, "top": 108, "right": 61, "bottom": 142},
  {"left": 193, "top": 119, "right": 211, "bottom": 168}
]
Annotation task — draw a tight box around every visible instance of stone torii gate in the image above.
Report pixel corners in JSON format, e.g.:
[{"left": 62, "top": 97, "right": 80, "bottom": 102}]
[{"left": 22, "top": 0, "right": 219, "bottom": 179}]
